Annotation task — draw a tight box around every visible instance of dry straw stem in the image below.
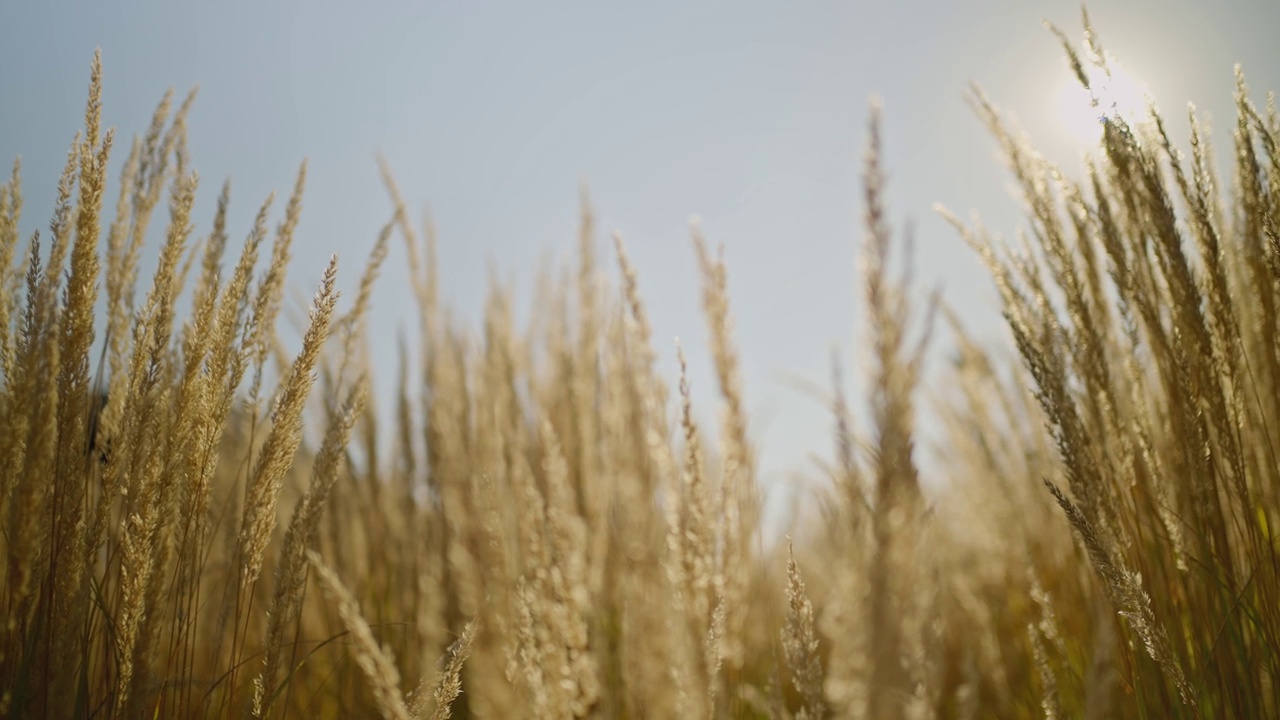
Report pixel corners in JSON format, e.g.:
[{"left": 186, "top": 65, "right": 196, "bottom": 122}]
[
  {"left": 675, "top": 340, "right": 717, "bottom": 632},
  {"left": 782, "top": 537, "right": 825, "bottom": 720},
  {"left": 404, "top": 618, "right": 478, "bottom": 720},
  {"left": 865, "top": 103, "right": 937, "bottom": 720},
  {"left": 308, "top": 550, "right": 412, "bottom": 720},
  {"left": 691, "top": 219, "right": 760, "bottom": 688},
  {"left": 508, "top": 419, "right": 598, "bottom": 717},
  {"left": 255, "top": 380, "right": 367, "bottom": 715},
  {"left": 113, "top": 167, "right": 201, "bottom": 719},
  {"left": 237, "top": 254, "right": 340, "bottom": 590},
  {"left": 7, "top": 234, "right": 59, "bottom": 610},
  {"left": 0, "top": 160, "right": 22, "bottom": 381}
]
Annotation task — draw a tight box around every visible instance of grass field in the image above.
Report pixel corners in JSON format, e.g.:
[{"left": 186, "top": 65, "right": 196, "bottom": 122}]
[{"left": 2, "top": 17, "right": 1278, "bottom": 719}]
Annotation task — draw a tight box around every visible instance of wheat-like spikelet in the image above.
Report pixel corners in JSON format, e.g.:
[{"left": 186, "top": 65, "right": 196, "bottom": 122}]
[
  {"left": 44, "top": 52, "right": 114, "bottom": 711},
  {"left": 6, "top": 231, "right": 60, "bottom": 622},
  {"left": 237, "top": 255, "right": 339, "bottom": 588},
  {"left": 308, "top": 550, "right": 412, "bottom": 720},
  {"left": 113, "top": 168, "right": 200, "bottom": 718},
  {"left": 504, "top": 417, "right": 598, "bottom": 717},
  {"left": 406, "top": 618, "right": 478, "bottom": 720},
  {"left": 782, "top": 538, "right": 825, "bottom": 720},
  {"left": 0, "top": 160, "right": 22, "bottom": 381},
  {"left": 242, "top": 163, "right": 306, "bottom": 412},
  {"left": 691, "top": 221, "right": 760, "bottom": 696},
  {"left": 674, "top": 342, "right": 715, "bottom": 626},
  {"left": 254, "top": 381, "right": 366, "bottom": 715}
]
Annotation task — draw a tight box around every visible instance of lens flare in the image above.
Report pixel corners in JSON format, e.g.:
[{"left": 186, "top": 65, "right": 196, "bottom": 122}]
[{"left": 1055, "top": 58, "right": 1152, "bottom": 146}]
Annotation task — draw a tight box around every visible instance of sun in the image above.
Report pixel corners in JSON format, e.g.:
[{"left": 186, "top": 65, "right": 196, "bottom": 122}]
[{"left": 1054, "top": 56, "right": 1152, "bottom": 148}]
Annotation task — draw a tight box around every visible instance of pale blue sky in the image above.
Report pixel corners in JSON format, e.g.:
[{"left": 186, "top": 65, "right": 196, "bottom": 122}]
[{"left": 3, "top": 1, "right": 1278, "bottom": 504}]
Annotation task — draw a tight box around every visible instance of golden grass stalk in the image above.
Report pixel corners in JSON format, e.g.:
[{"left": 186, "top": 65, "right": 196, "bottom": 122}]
[
  {"left": 405, "top": 618, "right": 477, "bottom": 720},
  {"left": 254, "top": 381, "right": 366, "bottom": 716},
  {"left": 782, "top": 538, "right": 824, "bottom": 720},
  {"left": 307, "top": 550, "right": 412, "bottom": 720},
  {"left": 237, "top": 255, "right": 339, "bottom": 590}
]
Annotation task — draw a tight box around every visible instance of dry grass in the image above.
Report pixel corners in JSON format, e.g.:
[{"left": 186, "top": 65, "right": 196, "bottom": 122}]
[{"left": 2, "top": 13, "right": 1279, "bottom": 719}]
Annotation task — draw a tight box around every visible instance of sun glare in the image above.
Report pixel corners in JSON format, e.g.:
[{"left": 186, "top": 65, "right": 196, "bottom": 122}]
[{"left": 1055, "top": 57, "right": 1152, "bottom": 148}]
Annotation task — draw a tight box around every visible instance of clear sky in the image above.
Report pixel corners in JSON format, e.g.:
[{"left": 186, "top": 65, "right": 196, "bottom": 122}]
[{"left": 3, "top": 1, "right": 1279, "bottom": 507}]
